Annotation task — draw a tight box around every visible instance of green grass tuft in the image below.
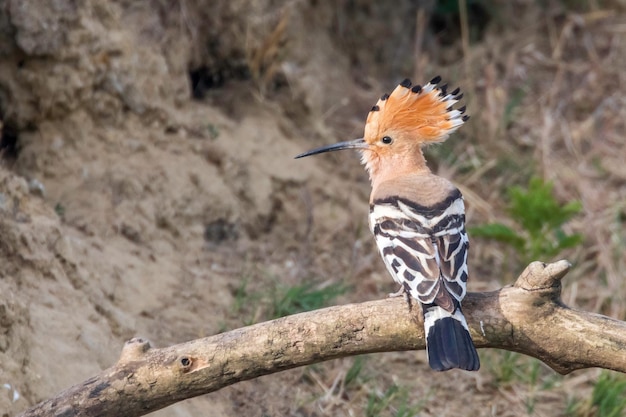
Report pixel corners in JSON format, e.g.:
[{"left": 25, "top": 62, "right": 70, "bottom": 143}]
[
  {"left": 270, "top": 282, "right": 347, "bottom": 319},
  {"left": 566, "top": 371, "right": 626, "bottom": 417},
  {"left": 230, "top": 276, "right": 347, "bottom": 325},
  {"left": 470, "top": 177, "right": 582, "bottom": 264},
  {"left": 366, "top": 384, "right": 425, "bottom": 417},
  {"left": 591, "top": 372, "right": 626, "bottom": 417},
  {"left": 344, "top": 356, "right": 367, "bottom": 388}
]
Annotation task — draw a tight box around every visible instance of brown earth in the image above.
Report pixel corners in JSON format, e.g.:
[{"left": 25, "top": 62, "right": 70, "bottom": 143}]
[{"left": 1, "top": 1, "right": 625, "bottom": 416}]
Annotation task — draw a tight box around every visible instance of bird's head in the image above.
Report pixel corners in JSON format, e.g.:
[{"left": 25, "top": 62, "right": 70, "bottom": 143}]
[{"left": 296, "top": 76, "right": 468, "bottom": 180}]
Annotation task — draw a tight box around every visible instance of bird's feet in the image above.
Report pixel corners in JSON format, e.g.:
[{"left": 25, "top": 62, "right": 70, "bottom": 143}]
[{"left": 388, "top": 286, "right": 405, "bottom": 298}]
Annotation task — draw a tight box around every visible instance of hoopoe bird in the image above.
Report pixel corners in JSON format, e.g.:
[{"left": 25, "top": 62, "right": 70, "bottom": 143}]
[{"left": 296, "top": 76, "right": 479, "bottom": 371}]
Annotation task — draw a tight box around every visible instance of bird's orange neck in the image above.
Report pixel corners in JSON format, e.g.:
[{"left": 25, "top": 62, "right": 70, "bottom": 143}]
[{"left": 363, "top": 146, "right": 431, "bottom": 193}]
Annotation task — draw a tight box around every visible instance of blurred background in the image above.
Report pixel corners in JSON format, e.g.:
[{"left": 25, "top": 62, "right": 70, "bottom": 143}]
[{"left": 0, "top": 0, "right": 625, "bottom": 416}]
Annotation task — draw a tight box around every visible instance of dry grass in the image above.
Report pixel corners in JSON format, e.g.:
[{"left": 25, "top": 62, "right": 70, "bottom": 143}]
[
  {"left": 246, "top": 6, "right": 290, "bottom": 97},
  {"left": 297, "top": 1, "right": 626, "bottom": 416},
  {"left": 460, "top": 3, "right": 626, "bottom": 315},
  {"left": 424, "top": 2, "right": 625, "bottom": 415},
  {"left": 5, "top": 1, "right": 625, "bottom": 416},
  {"left": 282, "top": 1, "right": 623, "bottom": 414}
]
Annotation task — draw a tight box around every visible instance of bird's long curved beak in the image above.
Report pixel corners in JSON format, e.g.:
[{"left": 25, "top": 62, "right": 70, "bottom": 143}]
[{"left": 295, "top": 138, "right": 367, "bottom": 159}]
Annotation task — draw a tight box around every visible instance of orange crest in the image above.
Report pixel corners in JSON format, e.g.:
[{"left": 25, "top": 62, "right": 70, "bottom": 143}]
[{"left": 364, "top": 76, "right": 468, "bottom": 146}]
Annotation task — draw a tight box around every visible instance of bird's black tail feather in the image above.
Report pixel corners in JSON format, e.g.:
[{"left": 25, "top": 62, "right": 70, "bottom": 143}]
[{"left": 425, "top": 312, "right": 480, "bottom": 372}]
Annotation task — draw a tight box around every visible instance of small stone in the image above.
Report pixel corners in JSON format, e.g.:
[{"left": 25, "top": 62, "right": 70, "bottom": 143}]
[{"left": 28, "top": 179, "right": 45, "bottom": 197}]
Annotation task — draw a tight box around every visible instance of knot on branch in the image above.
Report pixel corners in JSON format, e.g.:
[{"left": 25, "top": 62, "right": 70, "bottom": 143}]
[
  {"left": 118, "top": 337, "right": 152, "bottom": 364},
  {"left": 514, "top": 260, "right": 571, "bottom": 292},
  {"left": 177, "top": 355, "right": 195, "bottom": 373}
]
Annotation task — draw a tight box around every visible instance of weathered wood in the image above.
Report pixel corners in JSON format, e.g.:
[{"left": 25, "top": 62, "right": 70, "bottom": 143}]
[{"left": 17, "top": 261, "right": 626, "bottom": 417}]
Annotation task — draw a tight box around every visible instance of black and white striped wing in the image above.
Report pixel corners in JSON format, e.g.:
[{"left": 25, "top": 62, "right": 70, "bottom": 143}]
[
  {"left": 370, "top": 197, "right": 469, "bottom": 312},
  {"left": 433, "top": 215, "right": 469, "bottom": 304}
]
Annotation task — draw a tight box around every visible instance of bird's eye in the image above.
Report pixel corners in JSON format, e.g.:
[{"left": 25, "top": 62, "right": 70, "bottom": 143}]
[{"left": 381, "top": 136, "right": 393, "bottom": 145}]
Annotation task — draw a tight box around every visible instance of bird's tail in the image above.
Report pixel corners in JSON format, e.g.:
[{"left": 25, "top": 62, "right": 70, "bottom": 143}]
[{"left": 423, "top": 305, "right": 480, "bottom": 371}]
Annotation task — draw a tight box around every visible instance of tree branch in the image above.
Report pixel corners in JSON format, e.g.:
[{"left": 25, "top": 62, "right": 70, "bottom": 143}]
[{"left": 18, "top": 261, "right": 626, "bottom": 417}]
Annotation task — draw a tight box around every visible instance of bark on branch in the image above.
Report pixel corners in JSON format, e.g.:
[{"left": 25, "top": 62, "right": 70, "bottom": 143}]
[{"left": 18, "top": 261, "right": 626, "bottom": 417}]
